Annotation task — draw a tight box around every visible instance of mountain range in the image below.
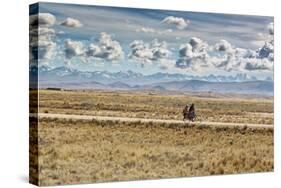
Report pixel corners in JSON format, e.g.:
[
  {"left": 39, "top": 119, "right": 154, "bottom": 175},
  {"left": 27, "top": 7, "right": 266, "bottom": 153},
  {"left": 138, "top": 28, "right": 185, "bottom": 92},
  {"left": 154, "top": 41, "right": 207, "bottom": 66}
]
[{"left": 30, "top": 65, "right": 273, "bottom": 95}]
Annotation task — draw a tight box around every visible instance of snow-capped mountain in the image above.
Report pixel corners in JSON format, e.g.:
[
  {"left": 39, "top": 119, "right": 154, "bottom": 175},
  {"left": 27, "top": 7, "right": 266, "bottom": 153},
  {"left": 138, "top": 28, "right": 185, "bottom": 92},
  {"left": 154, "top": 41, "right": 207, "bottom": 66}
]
[
  {"left": 30, "top": 65, "right": 267, "bottom": 84},
  {"left": 29, "top": 65, "right": 273, "bottom": 95}
]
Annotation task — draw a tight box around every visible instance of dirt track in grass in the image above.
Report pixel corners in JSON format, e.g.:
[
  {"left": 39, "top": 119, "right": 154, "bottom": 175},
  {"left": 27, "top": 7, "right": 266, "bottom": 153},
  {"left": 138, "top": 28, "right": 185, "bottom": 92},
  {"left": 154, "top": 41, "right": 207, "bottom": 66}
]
[{"left": 30, "top": 113, "right": 274, "bottom": 130}]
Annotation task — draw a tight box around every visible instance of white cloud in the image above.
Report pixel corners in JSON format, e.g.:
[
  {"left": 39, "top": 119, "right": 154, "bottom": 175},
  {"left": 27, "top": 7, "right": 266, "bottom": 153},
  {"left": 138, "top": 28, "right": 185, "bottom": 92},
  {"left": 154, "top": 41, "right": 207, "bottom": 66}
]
[
  {"left": 268, "top": 22, "right": 274, "bottom": 35},
  {"left": 129, "top": 39, "right": 170, "bottom": 64},
  {"left": 175, "top": 36, "right": 273, "bottom": 72},
  {"left": 158, "top": 59, "right": 176, "bottom": 70},
  {"left": 176, "top": 37, "right": 210, "bottom": 70},
  {"left": 29, "top": 28, "right": 56, "bottom": 36},
  {"left": 150, "top": 39, "right": 170, "bottom": 60},
  {"left": 129, "top": 40, "right": 153, "bottom": 62},
  {"left": 86, "top": 32, "right": 124, "bottom": 61},
  {"left": 64, "top": 39, "right": 84, "bottom": 59},
  {"left": 161, "top": 16, "right": 190, "bottom": 30},
  {"left": 29, "top": 13, "right": 57, "bottom": 65},
  {"left": 178, "top": 43, "right": 193, "bottom": 57},
  {"left": 136, "top": 27, "right": 173, "bottom": 35},
  {"left": 57, "top": 31, "right": 65, "bottom": 34},
  {"left": 61, "top": 17, "right": 83, "bottom": 28},
  {"left": 189, "top": 37, "right": 208, "bottom": 51},
  {"left": 136, "top": 27, "right": 155, "bottom": 33},
  {"left": 37, "top": 40, "right": 56, "bottom": 60},
  {"left": 30, "top": 13, "right": 56, "bottom": 27},
  {"left": 213, "top": 39, "right": 273, "bottom": 72},
  {"left": 244, "top": 58, "right": 273, "bottom": 71},
  {"left": 62, "top": 32, "right": 124, "bottom": 64},
  {"left": 215, "top": 39, "right": 233, "bottom": 52}
]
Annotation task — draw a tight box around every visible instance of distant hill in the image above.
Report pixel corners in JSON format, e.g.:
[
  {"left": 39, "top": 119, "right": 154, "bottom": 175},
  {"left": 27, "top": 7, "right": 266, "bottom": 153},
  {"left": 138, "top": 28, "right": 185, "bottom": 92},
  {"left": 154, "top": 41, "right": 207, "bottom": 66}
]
[
  {"left": 108, "top": 81, "right": 131, "bottom": 89},
  {"left": 147, "top": 80, "right": 273, "bottom": 95}
]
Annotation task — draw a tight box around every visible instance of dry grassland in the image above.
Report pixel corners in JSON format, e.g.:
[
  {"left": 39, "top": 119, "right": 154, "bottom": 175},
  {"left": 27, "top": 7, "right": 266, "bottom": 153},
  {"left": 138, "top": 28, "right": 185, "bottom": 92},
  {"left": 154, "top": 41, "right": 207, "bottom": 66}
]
[
  {"left": 31, "top": 89, "right": 273, "bottom": 124},
  {"left": 29, "top": 89, "right": 274, "bottom": 186},
  {"left": 32, "top": 117, "right": 273, "bottom": 186}
]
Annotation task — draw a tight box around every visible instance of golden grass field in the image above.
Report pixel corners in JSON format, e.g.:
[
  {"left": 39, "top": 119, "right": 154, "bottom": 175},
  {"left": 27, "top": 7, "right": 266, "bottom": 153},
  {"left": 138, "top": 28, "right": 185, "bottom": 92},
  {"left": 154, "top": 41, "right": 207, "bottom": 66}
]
[
  {"left": 32, "top": 89, "right": 273, "bottom": 124},
  {"left": 29, "top": 89, "right": 274, "bottom": 186}
]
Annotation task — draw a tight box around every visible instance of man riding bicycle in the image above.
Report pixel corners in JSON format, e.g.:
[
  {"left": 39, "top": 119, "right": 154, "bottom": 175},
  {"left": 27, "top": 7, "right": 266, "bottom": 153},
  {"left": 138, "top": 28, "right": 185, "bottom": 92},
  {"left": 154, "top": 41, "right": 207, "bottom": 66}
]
[{"left": 183, "top": 103, "right": 196, "bottom": 122}]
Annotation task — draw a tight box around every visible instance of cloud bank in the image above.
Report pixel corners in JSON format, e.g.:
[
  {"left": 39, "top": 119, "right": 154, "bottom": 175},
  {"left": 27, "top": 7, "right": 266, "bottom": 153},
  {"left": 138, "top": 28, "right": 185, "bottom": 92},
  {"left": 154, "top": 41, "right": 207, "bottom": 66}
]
[
  {"left": 175, "top": 32, "right": 273, "bottom": 72},
  {"left": 29, "top": 13, "right": 57, "bottom": 65},
  {"left": 30, "top": 7, "right": 273, "bottom": 77}
]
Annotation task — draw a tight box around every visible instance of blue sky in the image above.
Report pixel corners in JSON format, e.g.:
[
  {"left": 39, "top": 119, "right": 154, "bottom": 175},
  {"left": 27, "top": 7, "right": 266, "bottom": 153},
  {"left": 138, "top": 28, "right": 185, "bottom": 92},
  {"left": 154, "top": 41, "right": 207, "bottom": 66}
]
[{"left": 30, "top": 2, "right": 274, "bottom": 79}]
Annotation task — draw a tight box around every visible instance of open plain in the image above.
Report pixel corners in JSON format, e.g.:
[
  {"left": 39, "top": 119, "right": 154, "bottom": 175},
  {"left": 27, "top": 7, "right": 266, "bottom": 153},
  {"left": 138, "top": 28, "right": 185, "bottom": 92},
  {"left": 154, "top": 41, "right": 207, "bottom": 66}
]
[{"left": 29, "top": 89, "right": 274, "bottom": 186}]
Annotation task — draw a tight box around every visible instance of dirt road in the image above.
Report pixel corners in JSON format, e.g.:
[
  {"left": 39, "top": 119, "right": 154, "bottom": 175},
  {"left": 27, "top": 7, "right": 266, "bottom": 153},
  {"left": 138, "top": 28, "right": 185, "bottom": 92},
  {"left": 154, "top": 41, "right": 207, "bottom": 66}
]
[{"left": 30, "top": 113, "right": 274, "bottom": 130}]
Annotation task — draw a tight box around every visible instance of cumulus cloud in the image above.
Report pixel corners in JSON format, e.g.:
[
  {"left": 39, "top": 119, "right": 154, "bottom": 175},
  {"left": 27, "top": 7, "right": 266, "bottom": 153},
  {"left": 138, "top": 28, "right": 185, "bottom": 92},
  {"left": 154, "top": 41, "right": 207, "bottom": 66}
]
[
  {"left": 174, "top": 21, "right": 274, "bottom": 72},
  {"left": 61, "top": 17, "right": 83, "bottom": 28},
  {"left": 161, "top": 16, "right": 190, "bottom": 30},
  {"left": 32, "top": 28, "right": 57, "bottom": 37},
  {"left": 29, "top": 13, "right": 57, "bottom": 65},
  {"left": 63, "top": 32, "right": 124, "bottom": 64},
  {"left": 86, "top": 32, "right": 124, "bottom": 61},
  {"left": 258, "top": 41, "right": 274, "bottom": 60},
  {"left": 30, "top": 13, "right": 56, "bottom": 27},
  {"left": 176, "top": 37, "right": 210, "bottom": 70},
  {"left": 64, "top": 39, "right": 84, "bottom": 59},
  {"left": 129, "top": 39, "right": 170, "bottom": 64},
  {"left": 129, "top": 40, "right": 153, "bottom": 62},
  {"left": 29, "top": 28, "right": 56, "bottom": 40},
  {"left": 36, "top": 40, "right": 56, "bottom": 60},
  {"left": 30, "top": 34, "right": 56, "bottom": 62},
  {"left": 215, "top": 39, "right": 233, "bottom": 52},
  {"left": 213, "top": 39, "right": 273, "bottom": 71},
  {"left": 244, "top": 58, "right": 273, "bottom": 71},
  {"left": 175, "top": 35, "right": 273, "bottom": 72}
]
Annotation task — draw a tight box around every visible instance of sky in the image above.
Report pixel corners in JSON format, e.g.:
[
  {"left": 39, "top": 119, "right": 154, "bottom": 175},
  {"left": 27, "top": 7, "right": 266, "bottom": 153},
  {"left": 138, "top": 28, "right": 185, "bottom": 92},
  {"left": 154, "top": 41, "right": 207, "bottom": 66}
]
[{"left": 29, "top": 2, "right": 274, "bottom": 79}]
